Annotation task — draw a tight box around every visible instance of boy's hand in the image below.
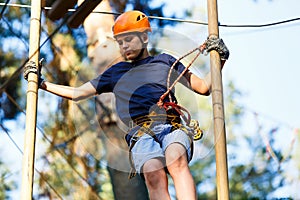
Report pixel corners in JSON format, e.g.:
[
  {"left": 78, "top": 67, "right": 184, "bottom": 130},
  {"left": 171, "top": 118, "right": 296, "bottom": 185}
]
[
  {"left": 204, "top": 36, "right": 230, "bottom": 60},
  {"left": 23, "top": 60, "right": 45, "bottom": 88}
]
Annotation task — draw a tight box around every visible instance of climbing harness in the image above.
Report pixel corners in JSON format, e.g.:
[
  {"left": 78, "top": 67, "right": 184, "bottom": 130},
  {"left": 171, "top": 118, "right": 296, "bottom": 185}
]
[{"left": 127, "top": 111, "right": 195, "bottom": 179}]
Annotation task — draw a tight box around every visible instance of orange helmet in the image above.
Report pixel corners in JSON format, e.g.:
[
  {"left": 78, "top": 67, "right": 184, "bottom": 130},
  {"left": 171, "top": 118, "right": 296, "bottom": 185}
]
[{"left": 113, "top": 10, "right": 152, "bottom": 37}]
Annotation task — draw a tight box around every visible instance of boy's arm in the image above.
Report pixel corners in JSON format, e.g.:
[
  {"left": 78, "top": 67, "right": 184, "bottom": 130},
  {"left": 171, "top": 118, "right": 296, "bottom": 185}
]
[
  {"left": 24, "top": 61, "right": 97, "bottom": 101},
  {"left": 190, "top": 60, "right": 226, "bottom": 96},
  {"left": 40, "top": 81, "right": 97, "bottom": 101},
  {"left": 190, "top": 37, "right": 229, "bottom": 95}
]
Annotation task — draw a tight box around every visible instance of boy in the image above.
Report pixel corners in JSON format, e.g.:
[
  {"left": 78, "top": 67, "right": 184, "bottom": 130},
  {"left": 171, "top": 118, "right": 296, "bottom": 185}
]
[{"left": 24, "top": 10, "right": 229, "bottom": 200}]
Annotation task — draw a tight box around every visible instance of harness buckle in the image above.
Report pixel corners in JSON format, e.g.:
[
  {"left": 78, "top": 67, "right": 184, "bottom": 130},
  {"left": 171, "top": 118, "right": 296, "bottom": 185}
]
[{"left": 129, "top": 120, "right": 135, "bottom": 129}]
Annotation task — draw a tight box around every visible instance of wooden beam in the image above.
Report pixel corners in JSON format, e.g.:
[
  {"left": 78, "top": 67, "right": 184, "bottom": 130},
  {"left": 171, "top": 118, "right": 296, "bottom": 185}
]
[
  {"left": 21, "top": 0, "right": 42, "bottom": 199},
  {"left": 207, "top": 0, "right": 230, "bottom": 199},
  {"left": 46, "top": 0, "right": 77, "bottom": 21},
  {"left": 68, "top": 0, "right": 103, "bottom": 28}
]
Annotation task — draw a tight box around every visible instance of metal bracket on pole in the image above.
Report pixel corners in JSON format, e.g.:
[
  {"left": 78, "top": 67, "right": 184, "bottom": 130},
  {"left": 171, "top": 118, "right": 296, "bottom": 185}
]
[{"left": 207, "top": 0, "right": 230, "bottom": 199}]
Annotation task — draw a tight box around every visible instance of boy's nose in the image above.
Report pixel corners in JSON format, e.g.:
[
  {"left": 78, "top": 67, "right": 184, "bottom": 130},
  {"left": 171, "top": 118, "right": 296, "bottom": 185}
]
[{"left": 122, "top": 41, "right": 129, "bottom": 49}]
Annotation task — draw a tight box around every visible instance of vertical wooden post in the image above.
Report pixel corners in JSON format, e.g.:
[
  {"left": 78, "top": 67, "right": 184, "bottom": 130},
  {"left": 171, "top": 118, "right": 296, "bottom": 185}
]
[
  {"left": 207, "top": 0, "right": 230, "bottom": 199},
  {"left": 21, "top": 0, "right": 42, "bottom": 199}
]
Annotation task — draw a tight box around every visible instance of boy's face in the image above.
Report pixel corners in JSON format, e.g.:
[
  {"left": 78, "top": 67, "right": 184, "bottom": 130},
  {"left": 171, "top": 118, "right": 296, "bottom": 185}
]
[{"left": 115, "top": 33, "right": 145, "bottom": 61}]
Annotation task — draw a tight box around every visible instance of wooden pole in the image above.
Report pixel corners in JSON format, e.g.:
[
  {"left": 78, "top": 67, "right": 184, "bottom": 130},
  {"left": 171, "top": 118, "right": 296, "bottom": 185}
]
[
  {"left": 21, "top": 0, "right": 42, "bottom": 199},
  {"left": 207, "top": 0, "right": 230, "bottom": 199}
]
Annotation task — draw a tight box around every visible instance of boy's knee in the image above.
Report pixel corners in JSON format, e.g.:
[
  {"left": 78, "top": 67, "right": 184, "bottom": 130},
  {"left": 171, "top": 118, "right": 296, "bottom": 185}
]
[
  {"left": 144, "top": 169, "right": 166, "bottom": 189},
  {"left": 167, "top": 157, "right": 189, "bottom": 177}
]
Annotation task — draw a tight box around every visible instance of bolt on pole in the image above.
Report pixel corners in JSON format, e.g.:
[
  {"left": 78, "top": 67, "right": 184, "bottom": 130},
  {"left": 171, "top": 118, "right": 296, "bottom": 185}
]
[
  {"left": 207, "top": 0, "right": 230, "bottom": 199},
  {"left": 21, "top": 0, "right": 42, "bottom": 199}
]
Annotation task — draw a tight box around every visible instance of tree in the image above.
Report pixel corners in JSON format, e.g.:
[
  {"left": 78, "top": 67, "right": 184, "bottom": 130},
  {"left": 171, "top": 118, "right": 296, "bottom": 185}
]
[
  {"left": 0, "top": 1, "right": 30, "bottom": 119},
  {"left": 1, "top": 0, "right": 296, "bottom": 199},
  {"left": 32, "top": 0, "right": 181, "bottom": 199}
]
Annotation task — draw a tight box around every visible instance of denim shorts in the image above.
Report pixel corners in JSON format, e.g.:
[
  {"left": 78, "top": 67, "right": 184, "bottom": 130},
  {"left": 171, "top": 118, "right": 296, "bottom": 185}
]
[{"left": 129, "top": 124, "right": 193, "bottom": 173}]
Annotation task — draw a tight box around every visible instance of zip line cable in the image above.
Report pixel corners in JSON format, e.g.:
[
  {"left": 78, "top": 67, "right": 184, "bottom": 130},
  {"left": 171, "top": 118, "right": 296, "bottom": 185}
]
[
  {"left": 1, "top": 16, "right": 29, "bottom": 50},
  {"left": 1, "top": 2, "right": 110, "bottom": 191},
  {"left": 3, "top": 85, "right": 298, "bottom": 196},
  {"left": 0, "top": 2, "right": 300, "bottom": 94},
  {"left": 1, "top": 92, "right": 69, "bottom": 198},
  {"left": 0, "top": 0, "right": 10, "bottom": 19},
  {"left": 1, "top": 2, "right": 300, "bottom": 28},
  {"left": 0, "top": 0, "right": 298, "bottom": 161},
  {"left": 0, "top": 123, "right": 23, "bottom": 154},
  {"left": 0, "top": 1, "right": 299, "bottom": 196},
  {"left": 0, "top": 11, "right": 72, "bottom": 94},
  {"left": 0, "top": 0, "right": 298, "bottom": 158},
  {"left": 220, "top": 17, "right": 300, "bottom": 28}
]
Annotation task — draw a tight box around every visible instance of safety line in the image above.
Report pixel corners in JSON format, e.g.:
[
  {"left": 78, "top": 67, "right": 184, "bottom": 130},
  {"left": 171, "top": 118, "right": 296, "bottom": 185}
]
[
  {"left": 220, "top": 17, "right": 300, "bottom": 28},
  {"left": 1, "top": 14, "right": 29, "bottom": 49},
  {"left": 0, "top": 123, "right": 23, "bottom": 154},
  {"left": 1, "top": 1, "right": 300, "bottom": 94},
  {"left": 0, "top": 124, "right": 63, "bottom": 199},
  {"left": 0, "top": 123, "right": 64, "bottom": 199},
  {"left": 1, "top": 2, "right": 300, "bottom": 28},
  {"left": 1, "top": 1, "right": 299, "bottom": 155},
  {"left": 0, "top": 9, "right": 71, "bottom": 94},
  {"left": 0, "top": 0, "right": 10, "bottom": 18},
  {"left": 2, "top": 91, "right": 103, "bottom": 199}
]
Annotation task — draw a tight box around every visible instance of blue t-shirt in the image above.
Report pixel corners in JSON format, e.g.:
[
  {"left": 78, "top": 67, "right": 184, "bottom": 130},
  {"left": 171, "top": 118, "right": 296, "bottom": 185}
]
[{"left": 90, "top": 53, "right": 191, "bottom": 125}]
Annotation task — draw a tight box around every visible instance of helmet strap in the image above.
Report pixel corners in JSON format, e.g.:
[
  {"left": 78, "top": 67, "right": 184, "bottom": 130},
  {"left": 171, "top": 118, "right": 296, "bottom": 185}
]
[
  {"left": 133, "top": 33, "right": 148, "bottom": 61},
  {"left": 133, "top": 47, "right": 146, "bottom": 61}
]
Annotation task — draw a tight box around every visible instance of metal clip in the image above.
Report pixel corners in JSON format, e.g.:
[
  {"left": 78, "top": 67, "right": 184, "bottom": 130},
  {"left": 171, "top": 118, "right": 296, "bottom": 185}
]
[{"left": 189, "top": 119, "right": 203, "bottom": 141}]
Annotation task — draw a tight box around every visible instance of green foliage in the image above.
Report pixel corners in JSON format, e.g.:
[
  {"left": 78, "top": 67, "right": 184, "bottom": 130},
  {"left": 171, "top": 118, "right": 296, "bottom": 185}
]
[
  {"left": 0, "top": 160, "right": 17, "bottom": 199},
  {"left": 0, "top": 0, "right": 31, "bottom": 120},
  {"left": 0, "top": 49, "right": 23, "bottom": 119},
  {"left": 187, "top": 80, "right": 291, "bottom": 199},
  {"left": 0, "top": 0, "right": 295, "bottom": 199},
  {"left": 28, "top": 1, "right": 183, "bottom": 198}
]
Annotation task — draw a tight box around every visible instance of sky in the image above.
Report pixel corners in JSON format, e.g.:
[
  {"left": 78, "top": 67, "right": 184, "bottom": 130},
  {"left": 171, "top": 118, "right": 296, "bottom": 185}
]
[
  {"left": 218, "top": 0, "right": 300, "bottom": 128},
  {"left": 161, "top": 0, "right": 300, "bottom": 129},
  {"left": 161, "top": 0, "right": 300, "bottom": 197},
  {"left": 1, "top": 0, "right": 300, "bottom": 199}
]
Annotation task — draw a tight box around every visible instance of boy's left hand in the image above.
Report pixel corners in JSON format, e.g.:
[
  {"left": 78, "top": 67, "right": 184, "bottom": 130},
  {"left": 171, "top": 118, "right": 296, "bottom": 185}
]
[{"left": 23, "top": 60, "right": 45, "bottom": 88}]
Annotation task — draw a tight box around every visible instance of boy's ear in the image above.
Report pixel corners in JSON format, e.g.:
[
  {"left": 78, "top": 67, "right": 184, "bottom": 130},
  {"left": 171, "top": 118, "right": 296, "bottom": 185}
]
[{"left": 141, "top": 32, "right": 149, "bottom": 44}]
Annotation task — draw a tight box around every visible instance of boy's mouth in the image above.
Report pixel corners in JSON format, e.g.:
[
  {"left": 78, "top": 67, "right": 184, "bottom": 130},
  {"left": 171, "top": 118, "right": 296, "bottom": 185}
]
[{"left": 125, "top": 50, "right": 133, "bottom": 57}]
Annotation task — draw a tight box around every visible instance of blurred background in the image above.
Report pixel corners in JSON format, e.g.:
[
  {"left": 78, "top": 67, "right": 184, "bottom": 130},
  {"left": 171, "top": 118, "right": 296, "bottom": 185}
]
[{"left": 0, "top": 0, "right": 299, "bottom": 199}]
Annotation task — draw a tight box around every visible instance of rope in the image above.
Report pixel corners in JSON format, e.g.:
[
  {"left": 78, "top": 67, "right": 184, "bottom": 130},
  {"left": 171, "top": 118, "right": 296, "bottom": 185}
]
[{"left": 157, "top": 44, "right": 206, "bottom": 107}]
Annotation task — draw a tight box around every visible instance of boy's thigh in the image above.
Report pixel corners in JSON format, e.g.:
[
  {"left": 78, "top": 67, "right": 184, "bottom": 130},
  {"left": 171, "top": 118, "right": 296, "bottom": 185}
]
[
  {"left": 162, "top": 129, "right": 193, "bottom": 162},
  {"left": 131, "top": 135, "right": 164, "bottom": 173}
]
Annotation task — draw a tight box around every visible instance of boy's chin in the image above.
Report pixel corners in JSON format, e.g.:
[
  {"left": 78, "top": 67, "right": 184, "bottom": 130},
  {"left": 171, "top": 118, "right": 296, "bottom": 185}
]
[{"left": 125, "top": 54, "right": 137, "bottom": 61}]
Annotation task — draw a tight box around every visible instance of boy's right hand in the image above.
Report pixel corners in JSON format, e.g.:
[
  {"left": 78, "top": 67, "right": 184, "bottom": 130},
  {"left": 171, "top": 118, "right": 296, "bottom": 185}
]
[{"left": 204, "top": 36, "right": 230, "bottom": 60}]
